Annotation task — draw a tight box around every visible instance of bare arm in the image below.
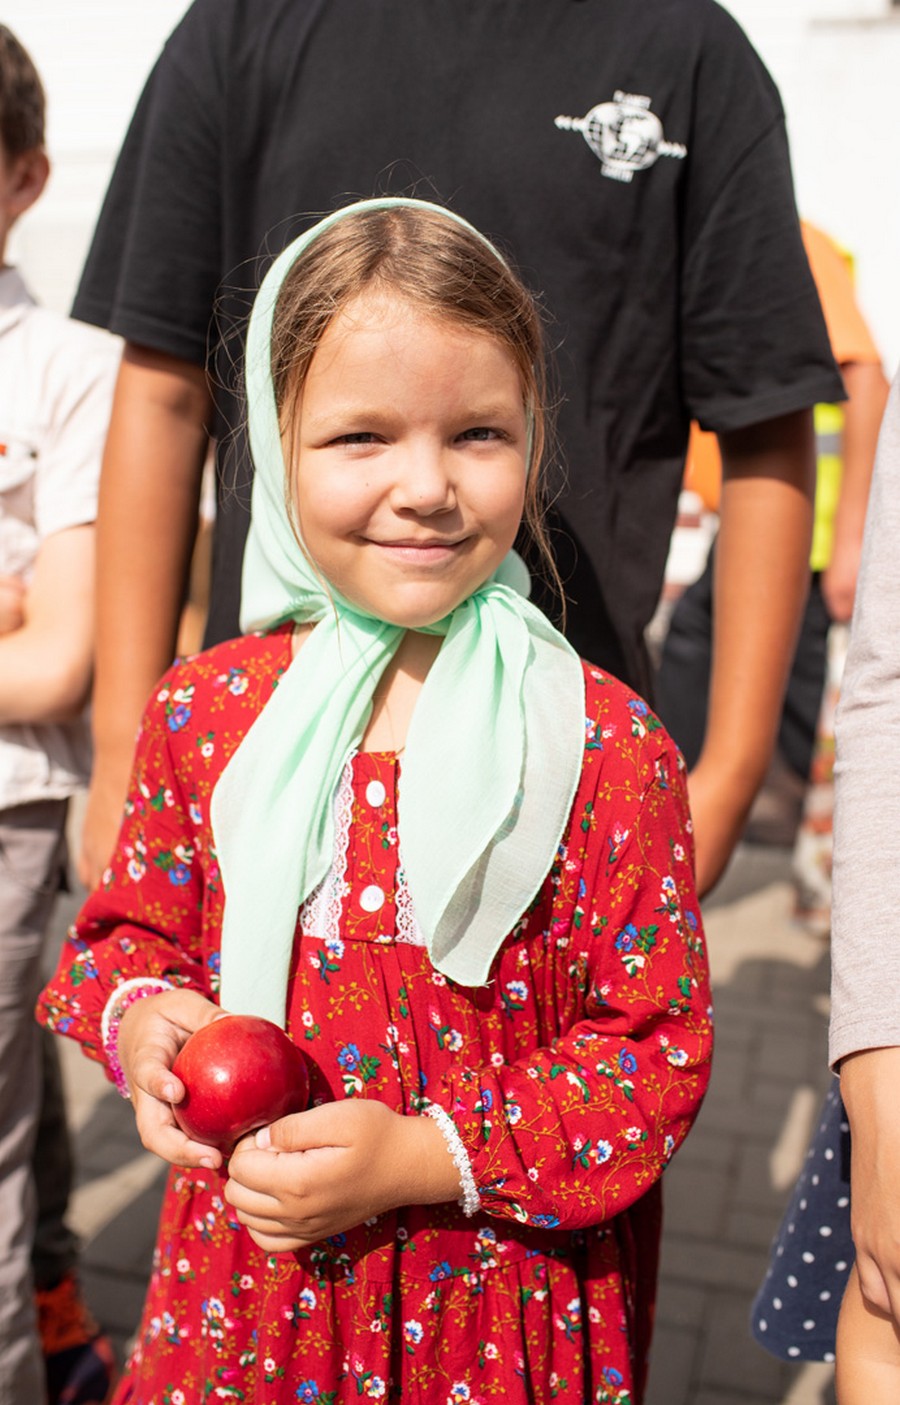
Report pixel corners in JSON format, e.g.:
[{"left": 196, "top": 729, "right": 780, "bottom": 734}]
[
  {"left": 688, "top": 408, "right": 816, "bottom": 895},
  {"left": 0, "top": 525, "right": 94, "bottom": 724},
  {"left": 822, "top": 360, "right": 889, "bottom": 622},
  {"left": 79, "top": 344, "right": 213, "bottom": 886},
  {"left": 830, "top": 372, "right": 900, "bottom": 1327},
  {"left": 0, "top": 575, "right": 25, "bottom": 635},
  {"left": 839, "top": 1049, "right": 900, "bottom": 1323}
]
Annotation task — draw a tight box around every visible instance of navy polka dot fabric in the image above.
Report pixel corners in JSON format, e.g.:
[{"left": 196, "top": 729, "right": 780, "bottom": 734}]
[{"left": 751, "top": 1081, "right": 853, "bottom": 1362}]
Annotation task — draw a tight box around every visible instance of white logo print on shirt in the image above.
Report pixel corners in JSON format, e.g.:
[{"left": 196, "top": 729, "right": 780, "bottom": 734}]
[{"left": 555, "top": 92, "right": 687, "bottom": 183}]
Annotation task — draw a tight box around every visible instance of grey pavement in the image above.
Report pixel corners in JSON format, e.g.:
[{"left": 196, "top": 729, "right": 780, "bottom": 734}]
[{"left": 46, "top": 838, "right": 837, "bottom": 1404}]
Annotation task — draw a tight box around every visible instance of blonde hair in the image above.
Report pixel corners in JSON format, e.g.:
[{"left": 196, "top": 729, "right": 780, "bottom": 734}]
[{"left": 270, "top": 204, "right": 563, "bottom": 609}]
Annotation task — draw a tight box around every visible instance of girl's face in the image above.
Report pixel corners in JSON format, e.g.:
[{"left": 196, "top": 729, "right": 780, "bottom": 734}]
[{"left": 286, "top": 288, "right": 529, "bottom": 628}]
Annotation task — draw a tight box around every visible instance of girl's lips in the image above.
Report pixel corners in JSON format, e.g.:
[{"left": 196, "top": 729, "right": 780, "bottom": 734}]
[{"left": 368, "top": 538, "right": 467, "bottom": 563}]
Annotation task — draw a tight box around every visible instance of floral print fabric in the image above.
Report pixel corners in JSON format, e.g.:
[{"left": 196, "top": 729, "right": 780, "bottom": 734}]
[{"left": 39, "top": 627, "right": 713, "bottom": 1404}]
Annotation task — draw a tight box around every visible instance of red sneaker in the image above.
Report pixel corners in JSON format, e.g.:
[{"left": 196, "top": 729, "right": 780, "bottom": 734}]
[{"left": 36, "top": 1273, "right": 117, "bottom": 1405}]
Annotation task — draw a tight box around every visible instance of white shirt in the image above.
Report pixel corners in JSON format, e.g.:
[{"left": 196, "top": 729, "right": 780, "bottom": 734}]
[{"left": 0, "top": 267, "right": 120, "bottom": 808}]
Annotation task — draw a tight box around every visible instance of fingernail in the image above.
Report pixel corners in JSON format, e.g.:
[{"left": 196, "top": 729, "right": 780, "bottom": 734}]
[
  {"left": 255, "top": 1125, "right": 271, "bottom": 1150},
  {"left": 199, "top": 1156, "right": 215, "bottom": 1169},
  {"left": 162, "top": 1084, "right": 176, "bottom": 1102}
]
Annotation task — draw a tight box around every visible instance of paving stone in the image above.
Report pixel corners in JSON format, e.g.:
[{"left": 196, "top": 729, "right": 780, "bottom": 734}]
[
  {"left": 657, "top": 1234, "right": 771, "bottom": 1295},
  {"left": 690, "top": 1092, "right": 796, "bottom": 1143},
  {"left": 644, "top": 1316, "right": 698, "bottom": 1404},
  {"left": 691, "top": 1394, "right": 789, "bottom": 1405},
  {"left": 673, "top": 1124, "right": 735, "bottom": 1173},
  {"left": 747, "top": 1076, "right": 820, "bottom": 1117},
  {"left": 663, "top": 1159, "right": 730, "bottom": 1239},
  {"left": 700, "top": 1292, "right": 792, "bottom": 1398},
  {"left": 707, "top": 1043, "right": 752, "bottom": 1103},
  {"left": 755, "top": 1030, "right": 824, "bottom": 1084},
  {"left": 733, "top": 1142, "right": 794, "bottom": 1215},
  {"left": 653, "top": 1277, "right": 707, "bottom": 1332},
  {"left": 723, "top": 1207, "right": 784, "bottom": 1255}
]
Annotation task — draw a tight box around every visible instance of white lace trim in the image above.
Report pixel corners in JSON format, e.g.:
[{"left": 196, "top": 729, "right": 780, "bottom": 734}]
[
  {"left": 300, "top": 754, "right": 356, "bottom": 944},
  {"left": 395, "top": 852, "right": 426, "bottom": 947},
  {"left": 423, "top": 1102, "right": 481, "bottom": 1216},
  {"left": 299, "top": 752, "right": 425, "bottom": 946}
]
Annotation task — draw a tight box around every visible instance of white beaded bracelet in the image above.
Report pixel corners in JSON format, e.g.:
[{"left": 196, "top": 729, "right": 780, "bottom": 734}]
[{"left": 424, "top": 1102, "right": 481, "bottom": 1217}]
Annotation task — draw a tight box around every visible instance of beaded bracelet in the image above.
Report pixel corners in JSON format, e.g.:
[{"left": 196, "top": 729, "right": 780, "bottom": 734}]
[
  {"left": 423, "top": 1102, "right": 481, "bottom": 1217},
  {"left": 100, "top": 977, "right": 175, "bottom": 1098}
]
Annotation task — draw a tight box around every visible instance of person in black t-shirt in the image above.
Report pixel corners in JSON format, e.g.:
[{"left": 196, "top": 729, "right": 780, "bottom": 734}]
[{"left": 72, "top": 0, "right": 843, "bottom": 901}]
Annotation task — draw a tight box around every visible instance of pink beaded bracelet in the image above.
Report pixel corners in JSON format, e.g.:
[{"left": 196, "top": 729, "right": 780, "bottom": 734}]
[{"left": 100, "top": 977, "right": 175, "bottom": 1097}]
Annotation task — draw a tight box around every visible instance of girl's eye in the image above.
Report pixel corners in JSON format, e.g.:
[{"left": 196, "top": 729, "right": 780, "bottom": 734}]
[
  {"left": 333, "top": 432, "right": 378, "bottom": 446},
  {"left": 458, "top": 427, "right": 504, "bottom": 442}
]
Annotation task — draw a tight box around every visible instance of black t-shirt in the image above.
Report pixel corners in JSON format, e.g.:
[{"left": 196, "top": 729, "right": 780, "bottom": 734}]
[{"left": 73, "top": 0, "right": 842, "bottom": 696}]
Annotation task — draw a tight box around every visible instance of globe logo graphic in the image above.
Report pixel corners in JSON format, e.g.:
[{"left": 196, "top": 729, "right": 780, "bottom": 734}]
[{"left": 555, "top": 93, "right": 687, "bottom": 183}]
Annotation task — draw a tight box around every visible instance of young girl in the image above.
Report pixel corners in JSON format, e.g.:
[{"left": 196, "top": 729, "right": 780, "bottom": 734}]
[{"left": 39, "top": 198, "right": 713, "bottom": 1405}]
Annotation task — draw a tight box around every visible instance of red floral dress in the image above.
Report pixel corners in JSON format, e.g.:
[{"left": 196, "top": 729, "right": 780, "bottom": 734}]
[{"left": 38, "top": 626, "right": 713, "bottom": 1405}]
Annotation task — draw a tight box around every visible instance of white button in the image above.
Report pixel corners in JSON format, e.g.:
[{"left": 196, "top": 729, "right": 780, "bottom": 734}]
[
  {"left": 360, "top": 884, "right": 385, "bottom": 912},
  {"left": 366, "top": 780, "right": 387, "bottom": 808}
]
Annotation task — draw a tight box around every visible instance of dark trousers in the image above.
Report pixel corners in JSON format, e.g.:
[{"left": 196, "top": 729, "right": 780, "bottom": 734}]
[{"left": 656, "top": 542, "right": 830, "bottom": 780}]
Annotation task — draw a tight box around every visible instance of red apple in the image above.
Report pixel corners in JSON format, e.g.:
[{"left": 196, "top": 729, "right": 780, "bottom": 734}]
[{"left": 171, "top": 1014, "right": 310, "bottom": 1153}]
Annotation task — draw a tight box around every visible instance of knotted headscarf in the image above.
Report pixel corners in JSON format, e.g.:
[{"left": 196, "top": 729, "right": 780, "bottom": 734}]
[{"left": 211, "top": 198, "right": 585, "bottom": 1025}]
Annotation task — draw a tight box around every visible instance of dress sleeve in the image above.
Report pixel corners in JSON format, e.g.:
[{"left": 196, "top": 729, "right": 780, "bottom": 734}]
[
  {"left": 37, "top": 669, "right": 212, "bottom": 1066},
  {"left": 440, "top": 709, "right": 713, "bottom": 1232}
]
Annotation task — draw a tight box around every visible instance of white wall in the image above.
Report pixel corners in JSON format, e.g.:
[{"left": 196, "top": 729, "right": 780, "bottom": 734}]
[
  {"left": 7, "top": 0, "right": 900, "bottom": 370},
  {"left": 4, "top": 1, "right": 189, "bottom": 311},
  {"left": 722, "top": 0, "right": 900, "bottom": 373}
]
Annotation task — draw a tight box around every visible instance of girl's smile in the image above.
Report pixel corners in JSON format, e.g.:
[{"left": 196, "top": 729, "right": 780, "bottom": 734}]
[{"left": 288, "top": 288, "right": 529, "bottom": 628}]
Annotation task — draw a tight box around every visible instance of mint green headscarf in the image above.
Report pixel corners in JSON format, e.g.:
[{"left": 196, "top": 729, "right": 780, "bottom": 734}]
[{"left": 211, "top": 198, "right": 586, "bottom": 1026}]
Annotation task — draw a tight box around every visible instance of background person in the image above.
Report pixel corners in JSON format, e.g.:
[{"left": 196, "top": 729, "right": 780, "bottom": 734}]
[
  {"left": 70, "top": 0, "right": 842, "bottom": 899},
  {"left": 0, "top": 24, "right": 120, "bottom": 1405},
  {"left": 829, "top": 366, "right": 900, "bottom": 1391},
  {"left": 657, "top": 221, "right": 888, "bottom": 857}
]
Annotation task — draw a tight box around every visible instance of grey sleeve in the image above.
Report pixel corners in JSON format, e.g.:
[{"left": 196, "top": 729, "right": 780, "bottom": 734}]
[{"left": 829, "top": 368, "right": 900, "bottom": 1067}]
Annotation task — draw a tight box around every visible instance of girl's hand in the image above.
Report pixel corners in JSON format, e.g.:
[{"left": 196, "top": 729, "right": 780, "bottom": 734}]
[
  {"left": 117, "top": 988, "right": 229, "bottom": 1171},
  {"left": 224, "top": 1100, "right": 460, "bottom": 1252}
]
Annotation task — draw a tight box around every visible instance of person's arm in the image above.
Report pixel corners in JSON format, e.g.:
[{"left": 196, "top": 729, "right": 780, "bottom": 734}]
[
  {"left": 838, "top": 1050, "right": 900, "bottom": 1323},
  {"left": 0, "top": 525, "right": 94, "bottom": 724},
  {"left": 822, "top": 360, "right": 890, "bottom": 623},
  {"left": 78, "top": 343, "right": 212, "bottom": 888},
  {"left": 829, "top": 371, "right": 900, "bottom": 1325},
  {"left": 0, "top": 574, "right": 25, "bottom": 635},
  {"left": 688, "top": 407, "right": 816, "bottom": 895}
]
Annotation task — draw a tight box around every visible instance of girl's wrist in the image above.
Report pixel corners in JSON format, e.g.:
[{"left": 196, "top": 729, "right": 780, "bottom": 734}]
[
  {"left": 421, "top": 1102, "right": 481, "bottom": 1217},
  {"left": 100, "top": 977, "right": 175, "bottom": 1097}
]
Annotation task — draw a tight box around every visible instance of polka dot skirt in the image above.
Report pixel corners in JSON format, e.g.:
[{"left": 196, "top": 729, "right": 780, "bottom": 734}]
[{"left": 750, "top": 1080, "right": 853, "bottom": 1363}]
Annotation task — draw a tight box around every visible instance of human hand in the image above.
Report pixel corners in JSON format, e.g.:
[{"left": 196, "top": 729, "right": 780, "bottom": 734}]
[
  {"left": 117, "top": 988, "right": 229, "bottom": 1171},
  {"left": 0, "top": 574, "right": 25, "bottom": 634},
  {"left": 821, "top": 534, "right": 862, "bottom": 623},
  {"left": 224, "top": 1100, "right": 459, "bottom": 1252},
  {"left": 686, "top": 755, "right": 753, "bottom": 897},
  {"left": 77, "top": 757, "right": 132, "bottom": 889},
  {"left": 840, "top": 1048, "right": 900, "bottom": 1324}
]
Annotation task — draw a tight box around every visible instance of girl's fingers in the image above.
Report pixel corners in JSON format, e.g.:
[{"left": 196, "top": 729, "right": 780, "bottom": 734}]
[
  {"left": 223, "top": 1175, "right": 285, "bottom": 1218},
  {"left": 131, "top": 1087, "right": 223, "bottom": 1169}
]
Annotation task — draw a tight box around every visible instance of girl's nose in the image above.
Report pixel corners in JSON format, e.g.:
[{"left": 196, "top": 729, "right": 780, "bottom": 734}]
[{"left": 390, "top": 444, "right": 457, "bottom": 514}]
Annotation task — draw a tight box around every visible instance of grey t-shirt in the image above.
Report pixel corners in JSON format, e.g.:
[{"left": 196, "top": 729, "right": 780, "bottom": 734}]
[{"left": 830, "top": 368, "right": 900, "bottom": 1067}]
